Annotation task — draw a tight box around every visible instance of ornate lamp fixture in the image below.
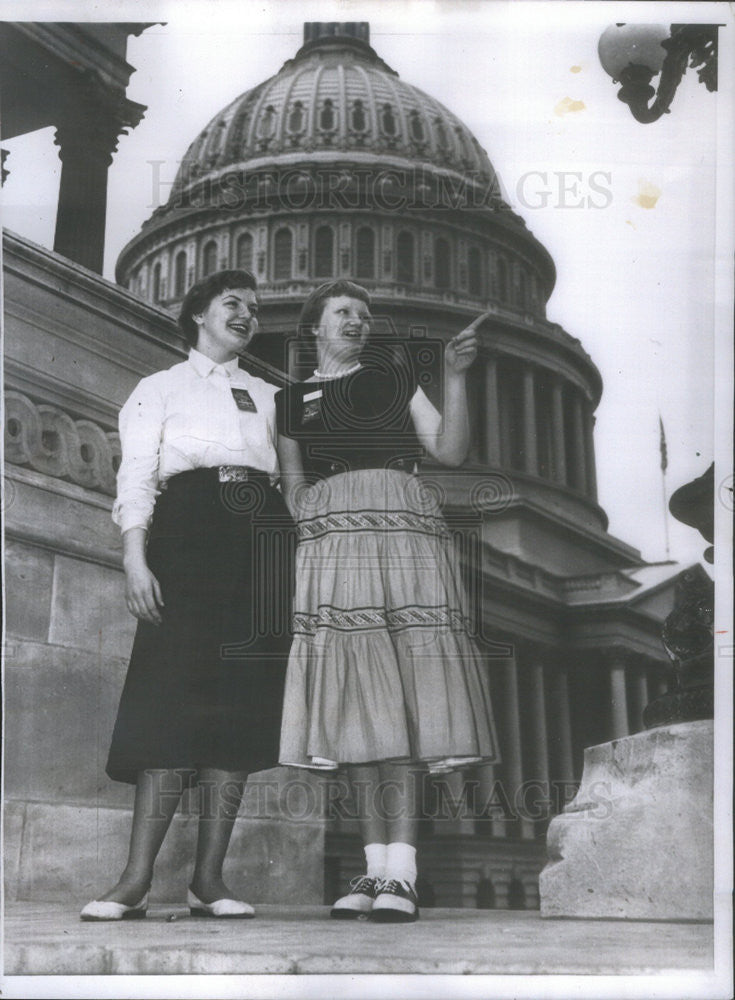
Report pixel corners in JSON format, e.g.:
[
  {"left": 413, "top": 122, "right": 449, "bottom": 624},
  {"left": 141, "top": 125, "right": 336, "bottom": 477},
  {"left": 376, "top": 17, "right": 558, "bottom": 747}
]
[{"left": 598, "top": 23, "right": 718, "bottom": 123}]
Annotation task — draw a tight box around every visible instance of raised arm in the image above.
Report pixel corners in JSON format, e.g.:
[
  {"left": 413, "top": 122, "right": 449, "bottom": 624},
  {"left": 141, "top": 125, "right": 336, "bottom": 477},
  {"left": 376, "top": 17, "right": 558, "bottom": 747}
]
[{"left": 411, "top": 311, "right": 490, "bottom": 467}]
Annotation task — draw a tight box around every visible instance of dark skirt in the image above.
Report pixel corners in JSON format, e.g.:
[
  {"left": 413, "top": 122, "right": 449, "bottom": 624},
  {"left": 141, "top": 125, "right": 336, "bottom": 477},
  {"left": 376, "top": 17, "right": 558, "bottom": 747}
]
[{"left": 106, "top": 468, "right": 295, "bottom": 784}]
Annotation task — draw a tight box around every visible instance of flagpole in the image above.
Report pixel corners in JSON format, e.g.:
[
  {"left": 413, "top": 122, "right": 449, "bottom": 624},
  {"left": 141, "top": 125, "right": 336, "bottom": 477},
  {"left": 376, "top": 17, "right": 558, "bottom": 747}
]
[
  {"left": 661, "top": 465, "right": 670, "bottom": 560},
  {"left": 659, "top": 415, "right": 670, "bottom": 560}
]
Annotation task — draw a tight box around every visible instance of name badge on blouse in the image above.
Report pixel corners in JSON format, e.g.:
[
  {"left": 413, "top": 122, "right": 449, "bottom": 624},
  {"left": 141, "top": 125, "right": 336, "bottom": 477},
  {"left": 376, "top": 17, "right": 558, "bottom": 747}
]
[
  {"left": 302, "top": 388, "right": 322, "bottom": 423},
  {"left": 231, "top": 388, "right": 257, "bottom": 412}
]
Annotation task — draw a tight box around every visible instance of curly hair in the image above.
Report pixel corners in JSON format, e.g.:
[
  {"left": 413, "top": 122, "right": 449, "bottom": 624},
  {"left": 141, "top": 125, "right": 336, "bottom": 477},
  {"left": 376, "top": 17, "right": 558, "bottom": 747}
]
[{"left": 178, "top": 269, "right": 257, "bottom": 347}]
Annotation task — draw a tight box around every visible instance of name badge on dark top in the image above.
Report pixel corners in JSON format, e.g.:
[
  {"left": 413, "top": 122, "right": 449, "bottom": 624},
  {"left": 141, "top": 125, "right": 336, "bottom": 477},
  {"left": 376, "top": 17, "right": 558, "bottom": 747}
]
[
  {"left": 301, "top": 388, "right": 322, "bottom": 424},
  {"left": 302, "top": 400, "right": 321, "bottom": 423},
  {"left": 231, "top": 387, "right": 257, "bottom": 412}
]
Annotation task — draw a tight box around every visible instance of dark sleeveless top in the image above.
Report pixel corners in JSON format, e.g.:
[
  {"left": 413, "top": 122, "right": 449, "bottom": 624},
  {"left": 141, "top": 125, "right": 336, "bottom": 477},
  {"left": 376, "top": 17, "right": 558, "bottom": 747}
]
[{"left": 275, "top": 361, "right": 424, "bottom": 481}]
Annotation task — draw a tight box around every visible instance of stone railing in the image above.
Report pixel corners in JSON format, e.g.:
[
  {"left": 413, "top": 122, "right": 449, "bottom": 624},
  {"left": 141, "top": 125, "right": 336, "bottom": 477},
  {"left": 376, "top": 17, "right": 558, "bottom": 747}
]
[{"left": 4, "top": 390, "right": 120, "bottom": 497}]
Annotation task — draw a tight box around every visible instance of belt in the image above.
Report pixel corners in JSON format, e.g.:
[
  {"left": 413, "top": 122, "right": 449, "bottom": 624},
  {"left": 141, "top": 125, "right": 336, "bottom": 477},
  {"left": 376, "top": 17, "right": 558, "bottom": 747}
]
[
  {"left": 217, "top": 464, "right": 258, "bottom": 483},
  {"left": 168, "top": 466, "right": 271, "bottom": 487}
]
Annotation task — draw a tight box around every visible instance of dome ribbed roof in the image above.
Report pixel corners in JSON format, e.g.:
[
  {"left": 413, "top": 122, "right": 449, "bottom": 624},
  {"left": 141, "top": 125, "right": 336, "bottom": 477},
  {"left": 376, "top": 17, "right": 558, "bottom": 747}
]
[{"left": 170, "top": 22, "right": 498, "bottom": 199}]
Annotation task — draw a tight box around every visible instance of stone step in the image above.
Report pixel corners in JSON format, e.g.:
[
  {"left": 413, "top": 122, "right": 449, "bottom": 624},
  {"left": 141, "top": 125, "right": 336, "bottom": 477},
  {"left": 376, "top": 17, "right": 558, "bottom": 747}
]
[{"left": 3, "top": 902, "right": 717, "bottom": 977}]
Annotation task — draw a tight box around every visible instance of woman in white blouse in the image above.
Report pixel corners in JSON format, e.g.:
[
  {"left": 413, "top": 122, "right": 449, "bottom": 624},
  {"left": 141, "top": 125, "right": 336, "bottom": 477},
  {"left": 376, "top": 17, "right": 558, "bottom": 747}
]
[{"left": 81, "top": 270, "right": 293, "bottom": 921}]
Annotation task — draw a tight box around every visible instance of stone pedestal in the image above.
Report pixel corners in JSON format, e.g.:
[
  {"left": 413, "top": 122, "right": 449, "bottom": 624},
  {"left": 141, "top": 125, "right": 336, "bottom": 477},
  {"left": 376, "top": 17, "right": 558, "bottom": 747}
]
[{"left": 539, "top": 720, "right": 713, "bottom": 920}]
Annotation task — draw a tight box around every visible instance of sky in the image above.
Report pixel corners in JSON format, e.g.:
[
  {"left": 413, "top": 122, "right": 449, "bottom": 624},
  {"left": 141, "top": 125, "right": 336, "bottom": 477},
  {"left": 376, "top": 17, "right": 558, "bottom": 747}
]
[{"left": 1, "top": 0, "right": 733, "bottom": 573}]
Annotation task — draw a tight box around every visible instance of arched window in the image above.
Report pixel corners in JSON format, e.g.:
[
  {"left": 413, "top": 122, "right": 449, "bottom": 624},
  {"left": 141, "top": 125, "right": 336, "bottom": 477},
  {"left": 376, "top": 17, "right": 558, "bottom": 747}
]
[
  {"left": 518, "top": 269, "right": 528, "bottom": 307},
  {"left": 468, "top": 247, "right": 482, "bottom": 296},
  {"left": 287, "top": 101, "right": 304, "bottom": 134},
  {"left": 227, "top": 108, "right": 249, "bottom": 154},
  {"left": 409, "top": 110, "right": 425, "bottom": 142},
  {"left": 434, "top": 237, "right": 450, "bottom": 290},
  {"left": 381, "top": 104, "right": 397, "bottom": 136},
  {"left": 396, "top": 231, "right": 414, "bottom": 284},
  {"left": 202, "top": 240, "right": 217, "bottom": 276},
  {"left": 319, "top": 99, "right": 336, "bottom": 131},
  {"left": 351, "top": 99, "right": 367, "bottom": 133},
  {"left": 314, "top": 226, "right": 334, "bottom": 277},
  {"left": 434, "top": 117, "right": 449, "bottom": 152},
  {"left": 497, "top": 257, "right": 508, "bottom": 302},
  {"left": 208, "top": 120, "right": 225, "bottom": 157},
  {"left": 355, "top": 227, "right": 375, "bottom": 278},
  {"left": 274, "top": 227, "right": 293, "bottom": 280},
  {"left": 174, "top": 251, "right": 187, "bottom": 297},
  {"left": 236, "top": 232, "right": 253, "bottom": 271},
  {"left": 152, "top": 262, "right": 162, "bottom": 302},
  {"left": 257, "top": 105, "right": 276, "bottom": 140}
]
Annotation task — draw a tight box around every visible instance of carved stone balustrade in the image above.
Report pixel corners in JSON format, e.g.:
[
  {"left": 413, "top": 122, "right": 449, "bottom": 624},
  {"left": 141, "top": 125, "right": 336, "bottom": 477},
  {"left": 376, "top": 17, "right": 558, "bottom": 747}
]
[{"left": 5, "top": 391, "right": 120, "bottom": 497}]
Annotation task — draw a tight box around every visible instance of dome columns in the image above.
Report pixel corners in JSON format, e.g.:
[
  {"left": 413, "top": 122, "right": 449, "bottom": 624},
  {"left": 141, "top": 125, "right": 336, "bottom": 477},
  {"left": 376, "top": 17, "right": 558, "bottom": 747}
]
[
  {"left": 483, "top": 356, "right": 502, "bottom": 466},
  {"left": 568, "top": 392, "right": 589, "bottom": 494},
  {"left": 550, "top": 376, "right": 568, "bottom": 485},
  {"left": 521, "top": 366, "right": 539, "bottom": 476},
  {"left": 478, "top": 349, "right": 598, "bottom": 503}
]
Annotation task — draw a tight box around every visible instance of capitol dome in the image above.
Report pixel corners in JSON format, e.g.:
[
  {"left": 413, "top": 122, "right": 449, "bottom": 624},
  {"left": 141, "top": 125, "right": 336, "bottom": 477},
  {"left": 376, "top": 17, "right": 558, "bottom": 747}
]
[
  {"left": 170, "top": 21, "right": 499, "bottom": 201},
  {"left": 116, "top": 22, "right": 559, "bottom": 327}
]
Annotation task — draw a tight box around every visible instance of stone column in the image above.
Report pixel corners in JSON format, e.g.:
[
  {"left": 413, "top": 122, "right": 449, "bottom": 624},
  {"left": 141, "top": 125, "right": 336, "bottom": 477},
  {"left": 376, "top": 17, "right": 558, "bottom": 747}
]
[
  {"left": 484, "top": 356, "right": 502, "bottom": 466},
  {"left": 467, "top": 371, "right": 481, "bottom": 464},
  {"left": 503, "top": 658, "right": 535, "bottom": 839},
  {"left": 608, "top": 656, "right": 630, "bottom": 740},
  {"left": 629, "top": 670, "right": 649, "bottom": 734},
  {"left": 570, "top": 392, "right": 588, "bottom": 493},
  {"left": 550, "top": 377, "right": 567, "bottom": 485},
  {"left": 54, "top": 97, "right": 143, "bottom": 274},
  {"left": 521, "top": 366, "right": 538, "bottom": 476},
  {"left": 528, "top": 660, "right": 551, "bottom": 829},
  {"left": 549, "top": 667, "right": 575, "bottom": 787}
]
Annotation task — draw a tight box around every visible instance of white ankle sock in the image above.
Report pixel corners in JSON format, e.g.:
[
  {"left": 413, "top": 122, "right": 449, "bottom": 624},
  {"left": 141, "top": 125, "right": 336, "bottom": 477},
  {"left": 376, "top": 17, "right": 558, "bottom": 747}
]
[
  {"left": 364, "top": 843, "right": 387, "bottom": 879},
  {"left": 385, "top": 842, "right": 417, "bottom": 885}
]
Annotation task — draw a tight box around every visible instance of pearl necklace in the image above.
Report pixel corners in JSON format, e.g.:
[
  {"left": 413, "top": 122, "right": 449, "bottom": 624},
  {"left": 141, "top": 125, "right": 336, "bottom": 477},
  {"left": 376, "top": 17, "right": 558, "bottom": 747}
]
[{"left": 313, "top": 361, "right": 362, "bottom": 380}]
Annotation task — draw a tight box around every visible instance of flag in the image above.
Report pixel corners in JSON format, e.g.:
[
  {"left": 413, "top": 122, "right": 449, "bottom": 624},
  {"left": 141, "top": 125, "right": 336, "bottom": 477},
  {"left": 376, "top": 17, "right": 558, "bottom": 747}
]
[{"left": 659, "top": 415, "right": 668, "bottom": 473}]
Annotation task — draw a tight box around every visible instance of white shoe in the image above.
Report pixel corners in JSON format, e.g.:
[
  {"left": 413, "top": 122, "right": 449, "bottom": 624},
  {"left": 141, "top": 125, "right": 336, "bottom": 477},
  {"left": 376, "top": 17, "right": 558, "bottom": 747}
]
[
  {"left": 330, "top": 875, "right": 380, "bottom": 919},
  {"left": 371, "top": 878, "right": 419, "bottom": 923},
  {"left": 187, "top": 888, "right": 255, "bottom": 918},
  {"left": 80, "top": 892, "right": 148, "bottom": 922}
]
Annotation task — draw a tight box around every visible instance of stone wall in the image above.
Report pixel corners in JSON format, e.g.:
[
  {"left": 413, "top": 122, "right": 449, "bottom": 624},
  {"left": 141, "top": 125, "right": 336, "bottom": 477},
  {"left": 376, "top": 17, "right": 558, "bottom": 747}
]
[{"left": 3, "top": 232, "right": 324, "bottom": 906}]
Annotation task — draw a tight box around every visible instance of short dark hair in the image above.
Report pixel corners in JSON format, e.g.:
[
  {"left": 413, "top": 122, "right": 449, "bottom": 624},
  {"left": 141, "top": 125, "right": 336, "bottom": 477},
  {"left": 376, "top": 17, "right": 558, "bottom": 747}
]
[
  {"left": 298, "top": 280, "right": 371, "bottom": 333},
  {"left": 178, "top": 269, "right": 257, "bottom": 347}
]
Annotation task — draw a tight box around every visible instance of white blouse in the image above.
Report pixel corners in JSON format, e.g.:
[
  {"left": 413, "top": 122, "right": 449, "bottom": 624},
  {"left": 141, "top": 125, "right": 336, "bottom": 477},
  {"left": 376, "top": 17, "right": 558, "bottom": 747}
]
[{"left": 112, "top": 348, "right": 280, "bottom": 533}]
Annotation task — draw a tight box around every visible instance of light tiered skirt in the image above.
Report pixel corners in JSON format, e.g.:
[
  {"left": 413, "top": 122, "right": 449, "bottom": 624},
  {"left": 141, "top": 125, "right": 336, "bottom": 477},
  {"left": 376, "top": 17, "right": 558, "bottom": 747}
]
[{"left": 279, "top": 469, "right": 499, "bottom": 773}]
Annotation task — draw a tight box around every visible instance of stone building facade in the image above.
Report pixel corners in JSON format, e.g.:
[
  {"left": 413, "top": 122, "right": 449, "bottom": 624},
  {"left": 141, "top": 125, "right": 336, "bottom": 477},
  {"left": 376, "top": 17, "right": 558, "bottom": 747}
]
[{"left": 4, "top": 21, "right": 689, "bottom": 911}]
